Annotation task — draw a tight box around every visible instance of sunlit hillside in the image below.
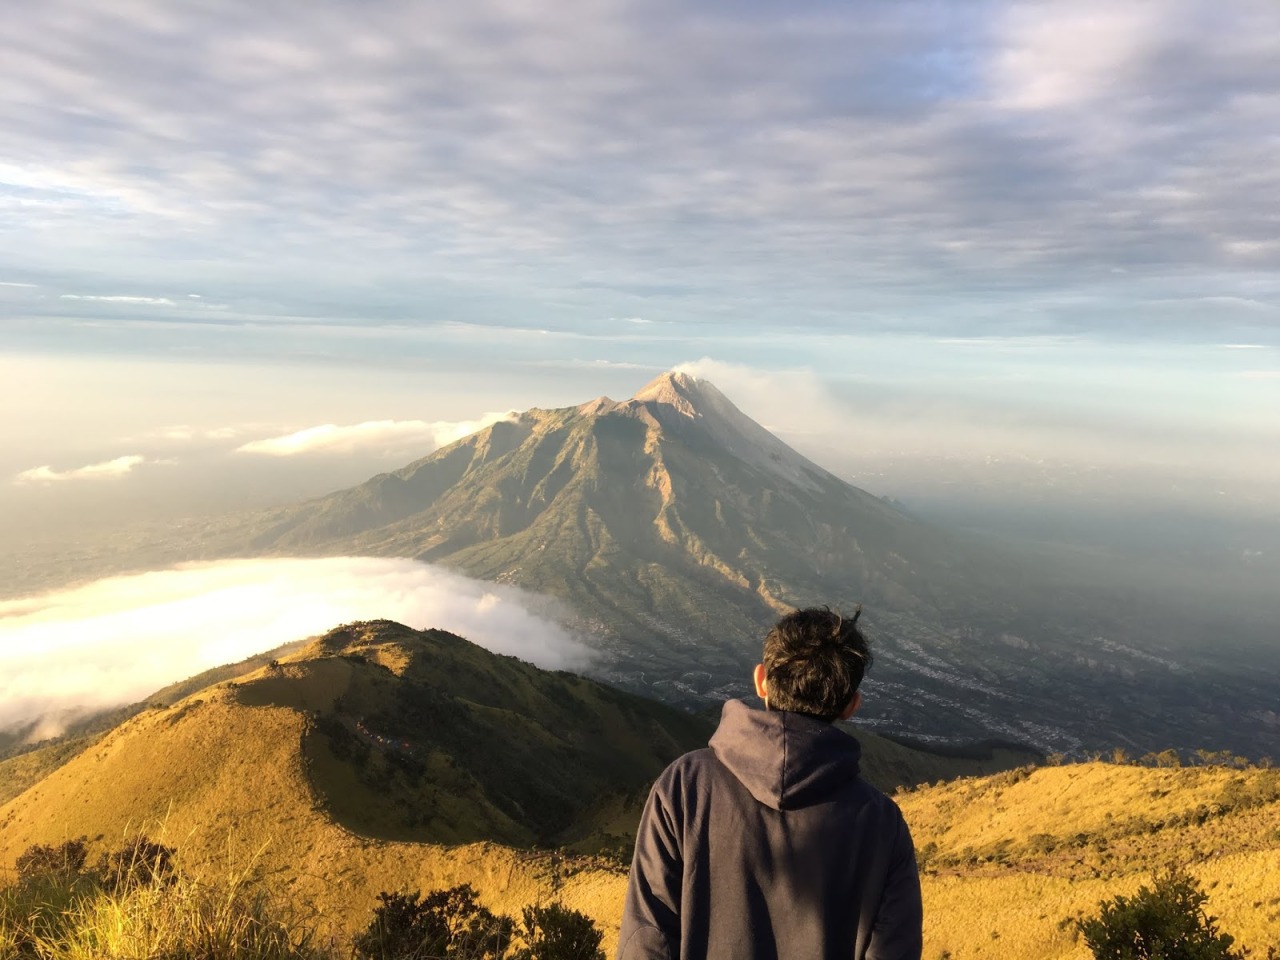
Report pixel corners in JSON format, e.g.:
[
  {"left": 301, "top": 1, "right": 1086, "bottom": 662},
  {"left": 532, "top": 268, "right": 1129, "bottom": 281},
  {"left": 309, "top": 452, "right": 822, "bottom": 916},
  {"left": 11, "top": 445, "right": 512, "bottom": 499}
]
[
  {"left": 0, "top": 619, "right": 1028, "bottom": 954},
  {"left": 0, "top": 640, "right": 312, "bottom": 807},
  {"left": 0, "top": 660, "right": 629, "bottom": 950},
  {"left": 3, "top": 621, "right": 1275, "bottom": 957},
  {"left": 898, "top": 761, "right": 1280, "bottom": 957}
]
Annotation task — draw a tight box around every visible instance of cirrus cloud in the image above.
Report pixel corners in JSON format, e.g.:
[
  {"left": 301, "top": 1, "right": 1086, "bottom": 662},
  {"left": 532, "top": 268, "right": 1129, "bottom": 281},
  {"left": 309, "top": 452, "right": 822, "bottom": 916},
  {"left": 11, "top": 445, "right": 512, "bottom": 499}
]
[{"left": 60, "top": 294, "right": 177, "bottom": 306}]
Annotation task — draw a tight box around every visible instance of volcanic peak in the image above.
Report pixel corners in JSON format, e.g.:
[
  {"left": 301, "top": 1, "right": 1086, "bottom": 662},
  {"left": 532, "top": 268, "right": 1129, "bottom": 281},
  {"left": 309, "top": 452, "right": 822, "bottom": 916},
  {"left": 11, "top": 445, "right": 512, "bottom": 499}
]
[
  {"left": 575, "top": 370, "right": 709, "bottom": 420},
  {"left": 568, "top": 370, "right": 832, "bottom": 493},
  {"left": 631, "top": 370, "right": 706, "bottom": 418}
]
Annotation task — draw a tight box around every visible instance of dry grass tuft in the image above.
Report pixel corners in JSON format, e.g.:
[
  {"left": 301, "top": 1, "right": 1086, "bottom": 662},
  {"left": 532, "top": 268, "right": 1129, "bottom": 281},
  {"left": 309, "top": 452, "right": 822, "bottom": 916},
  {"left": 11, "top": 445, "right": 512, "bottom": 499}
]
[{"left": 0, "top": 839, "right": 332, "bottom": 960}]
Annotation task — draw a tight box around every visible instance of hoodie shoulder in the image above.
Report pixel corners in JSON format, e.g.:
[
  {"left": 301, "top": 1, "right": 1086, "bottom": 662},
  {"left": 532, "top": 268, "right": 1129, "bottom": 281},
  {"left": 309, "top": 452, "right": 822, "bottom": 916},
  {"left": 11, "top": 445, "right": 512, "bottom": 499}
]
[{"left": 709, "top": 700, "right": 865, "bottom": 810}]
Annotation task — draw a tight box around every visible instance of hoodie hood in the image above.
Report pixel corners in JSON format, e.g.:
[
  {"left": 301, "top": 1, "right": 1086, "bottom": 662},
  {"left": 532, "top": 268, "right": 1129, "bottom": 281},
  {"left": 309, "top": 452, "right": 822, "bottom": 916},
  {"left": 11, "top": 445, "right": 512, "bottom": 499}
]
[{"left": 709, "top": 699, "right": 863, "bottom": 811}]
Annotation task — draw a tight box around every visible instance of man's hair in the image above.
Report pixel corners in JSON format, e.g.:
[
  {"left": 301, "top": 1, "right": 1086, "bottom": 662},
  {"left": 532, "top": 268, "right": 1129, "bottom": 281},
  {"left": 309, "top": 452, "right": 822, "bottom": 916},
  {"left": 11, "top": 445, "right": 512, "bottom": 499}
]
[{"left": 762, "top": 606, "right": 873, "bottom": 722}]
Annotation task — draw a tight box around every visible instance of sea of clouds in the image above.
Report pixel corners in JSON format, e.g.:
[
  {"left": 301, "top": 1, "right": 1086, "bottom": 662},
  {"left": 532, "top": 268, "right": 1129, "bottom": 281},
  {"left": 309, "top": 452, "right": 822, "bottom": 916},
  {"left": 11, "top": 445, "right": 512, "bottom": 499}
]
[{"left": 0, "top": 557, "right": 595, "bottom": 739}]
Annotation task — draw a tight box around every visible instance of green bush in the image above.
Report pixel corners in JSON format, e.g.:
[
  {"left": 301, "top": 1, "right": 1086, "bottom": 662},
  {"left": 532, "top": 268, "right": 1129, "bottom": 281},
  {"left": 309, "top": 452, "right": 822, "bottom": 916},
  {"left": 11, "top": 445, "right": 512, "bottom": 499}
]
[
  {"left": 1076, "top": 866, "right": 1244, "bottom": 959},
  {"left": 15, "top": 837, "right": 88, "bottom": 882},
  {"left": 352, "top": 886, "right": 605, "bottom": 960},
  {"left": 514, "top": 902, "right": 605, "bottom": 960},
  {"left": 352, "top": 884, "right": 513, "bottom": 960}
]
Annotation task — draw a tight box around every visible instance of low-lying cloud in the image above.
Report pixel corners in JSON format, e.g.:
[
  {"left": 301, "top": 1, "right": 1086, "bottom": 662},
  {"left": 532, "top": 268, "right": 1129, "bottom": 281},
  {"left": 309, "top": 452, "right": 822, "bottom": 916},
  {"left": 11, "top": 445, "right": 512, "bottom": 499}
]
[
  {"left": 14, "top": 454, "right": 147, "bottom": 485},
  {"left": 0, "top": 557, "right": 595, "bottom": 735},
  {"left": 236, "top": 413, "right": 516, "bottom": 457}
]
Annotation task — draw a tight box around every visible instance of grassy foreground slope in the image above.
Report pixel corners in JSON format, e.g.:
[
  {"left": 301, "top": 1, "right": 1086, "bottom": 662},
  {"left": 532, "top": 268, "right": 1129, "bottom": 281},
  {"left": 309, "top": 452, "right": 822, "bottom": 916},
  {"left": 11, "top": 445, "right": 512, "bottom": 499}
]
[
  {"left": 8, "top": 620, "right": 1271, "bottom": 956},
  {"left": 0, "top": 664, "right": 630, "bottom": 951},
  {"left": 899, "top": 762, "right": 1280, "bottom": 957},
  {"left": 0, "top": 618, "right": 1037, "bottom": 954},
  {"left": 0, "top": 639, "right": 311, "bottom": 807}
]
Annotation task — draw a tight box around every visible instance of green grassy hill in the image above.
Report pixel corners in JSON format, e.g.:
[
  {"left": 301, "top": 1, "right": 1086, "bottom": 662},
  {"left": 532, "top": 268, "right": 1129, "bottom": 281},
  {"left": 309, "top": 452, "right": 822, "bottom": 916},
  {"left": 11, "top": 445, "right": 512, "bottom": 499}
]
[
  {"left": 1, "top": 619, "right": 1034, "bottom": 854},
  {"left": 0, "top": 622, "right": 644, "bottom": 947},
  {"left": 0, "top": 738, "right": 105, "bottom": 807},
  {"left": 269, "top": 619, "right": 713, "bottom": 849},
  {"left": 0, "top": 617, "right": 1042, "bottom": 954},
  {"left": 0, "top": 638, "right": 312, "bottom": 806}
]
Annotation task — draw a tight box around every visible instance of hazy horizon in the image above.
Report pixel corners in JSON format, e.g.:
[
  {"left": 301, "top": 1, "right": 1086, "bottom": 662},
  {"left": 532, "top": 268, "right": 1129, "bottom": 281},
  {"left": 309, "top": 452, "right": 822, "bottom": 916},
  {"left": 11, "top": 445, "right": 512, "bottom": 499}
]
[{"left": 4, "top": 352, "right": 1273, "bottom": 541}]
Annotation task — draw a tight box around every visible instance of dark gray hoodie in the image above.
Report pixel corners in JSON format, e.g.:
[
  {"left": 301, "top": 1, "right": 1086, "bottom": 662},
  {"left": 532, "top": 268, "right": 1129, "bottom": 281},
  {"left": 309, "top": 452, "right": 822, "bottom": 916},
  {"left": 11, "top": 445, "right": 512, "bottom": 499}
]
[{"left": 617, "top": 700, "right": 922, "bottom": 960}]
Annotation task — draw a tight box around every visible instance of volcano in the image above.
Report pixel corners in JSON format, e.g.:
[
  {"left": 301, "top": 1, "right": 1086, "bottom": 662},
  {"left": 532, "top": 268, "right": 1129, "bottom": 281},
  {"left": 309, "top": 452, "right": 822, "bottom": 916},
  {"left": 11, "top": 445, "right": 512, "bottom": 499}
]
[{"left": 237, "top": 371, "right": 1273, "bottom": 757}]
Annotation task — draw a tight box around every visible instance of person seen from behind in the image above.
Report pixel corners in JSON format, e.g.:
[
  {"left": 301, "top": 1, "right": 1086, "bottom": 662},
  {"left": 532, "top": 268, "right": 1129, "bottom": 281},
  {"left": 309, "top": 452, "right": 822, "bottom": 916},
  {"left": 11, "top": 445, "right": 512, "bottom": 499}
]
[{"left": 618, "top": 605, "right": 923, "bottom": 960}]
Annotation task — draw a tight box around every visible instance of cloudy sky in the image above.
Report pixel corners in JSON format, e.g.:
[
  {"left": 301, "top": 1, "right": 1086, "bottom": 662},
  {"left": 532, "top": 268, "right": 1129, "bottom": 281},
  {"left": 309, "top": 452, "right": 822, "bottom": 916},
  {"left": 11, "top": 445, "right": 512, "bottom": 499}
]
[
  {"left": 2, "top": 0, "right": 1278, "bottom": 527},
  {"left": 3, "top": 0, "right": 1278, "bottom": 738}
]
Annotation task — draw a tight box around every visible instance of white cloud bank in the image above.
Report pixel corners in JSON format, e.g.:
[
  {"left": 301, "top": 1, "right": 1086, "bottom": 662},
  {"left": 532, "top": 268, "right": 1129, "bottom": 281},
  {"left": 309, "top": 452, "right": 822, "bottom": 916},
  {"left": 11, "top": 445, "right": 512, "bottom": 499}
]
[
  {"left": 0, "top": 557, "right": 595, "bottom": 734},
  {"left": 14, "top": 454, "right": 147, "bottom": 485},
  {"left": 236, "top": 413, "right": 517, "bottom": 457}
]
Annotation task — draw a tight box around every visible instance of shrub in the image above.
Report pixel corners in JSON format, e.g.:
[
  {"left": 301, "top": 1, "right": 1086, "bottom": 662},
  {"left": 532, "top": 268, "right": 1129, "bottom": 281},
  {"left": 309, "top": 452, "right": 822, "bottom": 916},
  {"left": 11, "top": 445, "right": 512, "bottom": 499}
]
[
  {"left": 1076, "top": 866, "right": 1244, "bottom": 959},
  {"left": 352, "top": 884, "right": 513, "bottom": 960},
  {"left": 1140, "top": 749, "right": 1183, "bottom": 769},
  {"left": 352, "top": 887, "right": 606, "bottom": 960},
  {"left": 15, "top": 837, "right": 89, "bottom": 883},
  {"left": 1026, "top": 833, "right": 1059, "bottom": 855},
  {"left": 513, "top": 902, "right": 605, "bottom": 960},
  {"left": 97, "top": 835, "right": 177, "bottom": 892}
]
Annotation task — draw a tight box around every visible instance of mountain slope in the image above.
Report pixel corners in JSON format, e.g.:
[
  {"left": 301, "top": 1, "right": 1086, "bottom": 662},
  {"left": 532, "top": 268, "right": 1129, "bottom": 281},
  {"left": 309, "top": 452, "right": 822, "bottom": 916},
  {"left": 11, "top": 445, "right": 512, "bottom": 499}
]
[
  {"left": 0, "top": 617, "right": 1038, "bottom": 953},
  {"left": 0, "top": 619, "right": 1032, "bottom": 855},
  {"left": 899, "top": 760, "right": 1280, "bottom": 956},
  {"left": 229, "top": 372, "right": 1278, "bottom": 758},
  {"left": 246, "top": 374, "right": 958, "bottom": 678},
  {"left": 0, "top": 620, "right": 709, "bottom": 948}
]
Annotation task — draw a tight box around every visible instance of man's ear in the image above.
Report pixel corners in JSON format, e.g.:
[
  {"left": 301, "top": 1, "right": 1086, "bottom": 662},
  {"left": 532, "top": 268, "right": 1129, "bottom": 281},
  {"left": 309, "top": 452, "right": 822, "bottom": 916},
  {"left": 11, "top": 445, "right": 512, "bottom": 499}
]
[
  {"left": 837, "top": 690, "right": 863, "bottom": 722},
  {"left": 752, "top": 663, "right": 768, "bottom": 702}
]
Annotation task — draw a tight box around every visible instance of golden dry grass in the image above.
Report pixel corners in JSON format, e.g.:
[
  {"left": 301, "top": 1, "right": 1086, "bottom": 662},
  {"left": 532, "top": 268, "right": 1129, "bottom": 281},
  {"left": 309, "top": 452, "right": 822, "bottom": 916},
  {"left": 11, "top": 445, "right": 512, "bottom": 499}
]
[
  {"left": 3, "top": 644, "right": 1276, "bottom": 958},
  {"left": 899, "top": 763, "right": 1280, "bottom": 957},
  {"left": 0, "top": 658, "right": 630, "bottom": 954}
]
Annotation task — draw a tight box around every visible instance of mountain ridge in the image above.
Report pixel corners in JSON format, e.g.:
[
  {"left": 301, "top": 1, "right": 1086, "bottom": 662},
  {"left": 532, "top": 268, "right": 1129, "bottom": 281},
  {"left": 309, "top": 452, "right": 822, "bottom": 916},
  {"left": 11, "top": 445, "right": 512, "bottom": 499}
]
[
  {"left": 9, "top": 369, "right": 1276, "bottom": 758},
  {"left": 0, "top": 616, "right": 1042, "bottom": 952},
  {"left": 2, "top": 620, "right": 1275, "bottom": 956},
  {"left": 212, "top": 370, "right": 1280, "bottom": 759}
]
